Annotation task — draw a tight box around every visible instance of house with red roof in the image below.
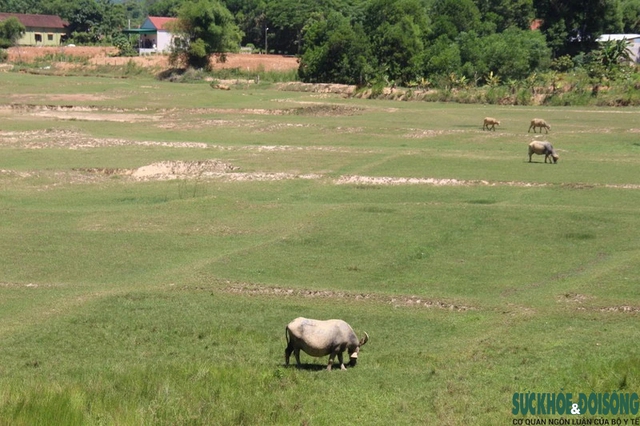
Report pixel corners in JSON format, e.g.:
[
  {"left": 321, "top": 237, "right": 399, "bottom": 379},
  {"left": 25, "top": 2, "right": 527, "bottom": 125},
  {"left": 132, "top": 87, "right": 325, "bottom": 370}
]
[
  {"left": 0, "top": 13, "right": 68, "bottom": 46},
  {"left": 123, "top": 16, "right": 179, "bottom": 54}
]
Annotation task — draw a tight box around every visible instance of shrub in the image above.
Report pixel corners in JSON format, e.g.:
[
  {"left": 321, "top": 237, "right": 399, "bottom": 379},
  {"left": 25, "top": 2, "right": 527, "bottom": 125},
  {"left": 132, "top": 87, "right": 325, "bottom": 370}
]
[
  {"left": 113, "top": 34, "right": 137, "bottom": 57},
  {"left": 515, "top": 88, "right": 532, "bottom": 105}
]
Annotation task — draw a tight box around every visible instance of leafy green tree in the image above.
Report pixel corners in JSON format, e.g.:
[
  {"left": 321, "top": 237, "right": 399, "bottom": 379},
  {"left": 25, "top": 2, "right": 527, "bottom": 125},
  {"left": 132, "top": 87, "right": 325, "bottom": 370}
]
[
  {"left": 423, "top": 34, "right": 461, "bottom": 77},
  {"left": 533, "top": 0, "right": 622, "bottom": 57},
  {"left": 97, "top": 0, "right": 128, "bottom": 40},
  {"left": 223, "top": 0, "right": 267, "bottom": 51},
  {"left": 262, "top": 0, "right": 368, "bottom": 54},
  {"left": 456, "top": 26, "right": 551, "bottom": 82},
  {"left": 0, "top": 0, "right": 43, "bottom": 14},
  {"left": 480, "top": 26, "right": 551, "bottom": 81},
  {"left": 122, "top": 0, "right": 146, "bottom": 22},
  {"left": 113, "top": 32, "right": 137, "bottom": 56},
  {"left": 48, "top": 0, "right": 103, "bottom": 35},
  {"left": 146, "top": 0, "right": 182, "bottom": 17},
  {"left": 474, "top": 0, "right": 535, "bottom": 33},
  {"left": 620, "top": 0, "right": 640, "bottom": 32},
  {"left": 429, "top": 0, "right": 482, "bottom": 40},
  {"left": 40, "top": 0, "right": 126, "bottom": 42},
  {"left": 171, "top": 0, "right": 242, "bottom": 70},
  {"left": 0, "top": 16, "right": 25, "bottom": 48},
  {"left": 298, "top": 12, "right": 374, "bottom": 84},
  {"left": 363, "top": 0, "right": 430, "bottom": 85}
]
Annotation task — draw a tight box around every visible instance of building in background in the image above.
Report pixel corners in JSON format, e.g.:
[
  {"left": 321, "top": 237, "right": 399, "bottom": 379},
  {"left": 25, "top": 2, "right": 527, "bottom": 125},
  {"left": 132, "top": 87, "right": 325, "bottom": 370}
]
[
  {"left": 123, "top": 16, "right": 179, "bottom": 55},
  {"left": 0, "top": 13, "right": 67, "bottom": 46}
]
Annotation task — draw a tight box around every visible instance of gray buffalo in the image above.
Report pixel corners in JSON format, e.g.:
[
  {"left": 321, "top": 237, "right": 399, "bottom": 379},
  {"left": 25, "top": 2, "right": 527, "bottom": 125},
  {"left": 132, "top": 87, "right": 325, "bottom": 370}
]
[
  {"left": 285, "top": 317, "right": 369, "bottom": 371},
  {"left": 528, "top": 141, "right": 559, "bottom": 163}
]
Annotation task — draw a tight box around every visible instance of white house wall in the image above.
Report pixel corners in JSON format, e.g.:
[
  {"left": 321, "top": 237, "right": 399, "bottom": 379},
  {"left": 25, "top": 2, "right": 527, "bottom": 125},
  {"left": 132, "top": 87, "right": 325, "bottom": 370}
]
[
  {"left": 630, "top": 41, "right": 640, "bottom": 63},
  {"left": 156, "top": 31, "right": 173, "bottom": 52}
]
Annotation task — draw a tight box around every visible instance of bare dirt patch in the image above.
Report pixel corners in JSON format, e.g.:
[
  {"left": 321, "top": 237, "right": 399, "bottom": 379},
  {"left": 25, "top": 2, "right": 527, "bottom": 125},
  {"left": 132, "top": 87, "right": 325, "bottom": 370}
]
[
  {"left": 335, "top": 175, "right": 549, "bottom": 188},
  {"left": 556, "top": 293, "right": 591, "bottom": 303},
  {"left": 130, "top": 160, "right": 239, "bottom": 181},
  {"left": 404, "top": 129, "right": 467, "bottom": 138},
  {"left": 598, "top": 305, "right": 640, "bottom": 313},
  {"left": 6, "top": 46, "right": 299, "bottom": 72},
  {"left": 0, "top": 129, "right": 208, "bottom": 150},
  {"left": 7, "top": 46, "right": 117, "bottom": 62},
  {"left": 211, "top": 282, "right": 476, "bottom": 311}
]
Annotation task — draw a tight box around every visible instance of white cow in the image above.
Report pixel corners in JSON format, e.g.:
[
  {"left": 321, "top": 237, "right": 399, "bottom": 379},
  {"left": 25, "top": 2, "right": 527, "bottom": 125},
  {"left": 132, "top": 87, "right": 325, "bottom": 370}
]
[{"left": 285, "top": 317, "right": 369, "bottom": 371}]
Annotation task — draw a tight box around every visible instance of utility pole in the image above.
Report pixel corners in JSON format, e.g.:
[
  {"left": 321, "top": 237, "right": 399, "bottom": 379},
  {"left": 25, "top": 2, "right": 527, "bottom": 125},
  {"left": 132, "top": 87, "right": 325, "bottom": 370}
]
[{"left": 265, "top": 27, "right": 269, "bottom": 54}]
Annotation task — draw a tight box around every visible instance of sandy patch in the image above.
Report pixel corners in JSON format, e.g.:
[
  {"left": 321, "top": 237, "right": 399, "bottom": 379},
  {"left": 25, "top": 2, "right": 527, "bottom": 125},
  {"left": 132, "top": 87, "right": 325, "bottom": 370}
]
[
  {"left": 130, "top": 160, "right": 239, "bottom": 181},
  {"left": 31, "top": 110, "right": 160, "bottom": 123},
  {"left": 11, "top": 94, "right": 116, "bottom": 103},
  {"left": 0, "top": 129, "right": 208, "bottom": 150},
  {"left": 336, "top": 175, "right": 548, "bottom": 187},
  {"left": 404, "top": 129, "right": 467, "bottom": 138},
  {"left": 598, "top": 305, "right": 640, "bottom": 313},
  {"left": 2, "top": 104, "right": 159, "bottom": 123}
]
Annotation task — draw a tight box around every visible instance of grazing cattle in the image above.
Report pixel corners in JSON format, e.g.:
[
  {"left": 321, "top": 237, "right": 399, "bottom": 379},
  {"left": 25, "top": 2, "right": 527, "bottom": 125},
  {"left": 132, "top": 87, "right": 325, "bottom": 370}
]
[
  {"left": 528, "top": 118, "right": 551, "bottom": 133},
  {"left": 483, "top": 117, "right": 500, "bottom": 131},
  {"left": 528, "top": 141, "right": 559, "bottom": 163},
  {"left": 285, "top": 317, "right": 369, "bottom": 371}
]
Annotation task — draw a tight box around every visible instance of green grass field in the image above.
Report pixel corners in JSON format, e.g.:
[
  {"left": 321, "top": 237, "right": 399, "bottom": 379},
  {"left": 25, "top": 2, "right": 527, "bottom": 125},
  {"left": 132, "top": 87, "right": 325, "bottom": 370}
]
[{"left": 1, "top": 73, "right": 639, "bottom": 425}]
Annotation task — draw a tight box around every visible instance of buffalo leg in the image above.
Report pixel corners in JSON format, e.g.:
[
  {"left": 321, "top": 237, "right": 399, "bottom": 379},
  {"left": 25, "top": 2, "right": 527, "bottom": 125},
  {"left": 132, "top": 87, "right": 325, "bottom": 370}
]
[
  {"left": 285, "top": 345, "right": 293, "bottom": 366},
  {"left": 337, "top": 352, "right": 346, "bottom": 370},
  {"left": 327, "top": 353, "right": 337, "bottom": 371}
]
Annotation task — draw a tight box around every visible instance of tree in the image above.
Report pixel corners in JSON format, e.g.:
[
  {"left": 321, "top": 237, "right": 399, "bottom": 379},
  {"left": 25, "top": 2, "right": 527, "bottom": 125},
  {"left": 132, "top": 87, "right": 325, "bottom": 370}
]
[
  {"left": 298, "top": 12, "right": 374, "bottom": 85},
  {"left": 363, "top": 0, "right": 430, "bottom": 85},
  {"left": 223, "top": 0, "right": 267, "bottom": 51},
  {"left": 146, "top": 0, "right": 182, "bottom": 17},
  {"left": 171, "top": 0, "right": 242, "bottom": 70},
  {"left": 41, "top": 0, "right": 127, "bottom": 42},
  {"left": 455, "top": 26, "right": 551, "bottom": 82},
  {"left": 533, "top": 0, "right": 622, "bottom": 57},
  {"left": 429, "top": 0, "right": 482, "bottom": 40},
  {"left": 474, "top": 0, "right": 535, "bottom": 33},
  {"left": 0, "top": 16, "right": 25, "bottom": 48},
  {"left": 423, "top": 34, "right": 461, "bottom": 77},
  {"left": 620, "top": 0, "right": 640, "bottom": 32},
  {"left": 0, "top": 0, "right": 43, "bottom": 14},
  {"left": 261, "top": 0, "right": 368, "bottom": 55}
]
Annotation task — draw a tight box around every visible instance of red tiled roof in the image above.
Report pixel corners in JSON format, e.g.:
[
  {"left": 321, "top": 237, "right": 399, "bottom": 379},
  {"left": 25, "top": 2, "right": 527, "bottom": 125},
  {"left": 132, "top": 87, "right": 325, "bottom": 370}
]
[
  {"left": 147, "top": 16, "right": 178, "bottom": 31},
  {"left": 0, "top": 13, "right": 67, "bottom": 29}
]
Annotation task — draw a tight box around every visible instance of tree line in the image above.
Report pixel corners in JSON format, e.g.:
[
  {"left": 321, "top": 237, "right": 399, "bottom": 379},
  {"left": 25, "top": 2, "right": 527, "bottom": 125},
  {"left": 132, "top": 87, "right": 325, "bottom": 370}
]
[{"left": 1, "top": 0, "right": 640, "bottom": 87}]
